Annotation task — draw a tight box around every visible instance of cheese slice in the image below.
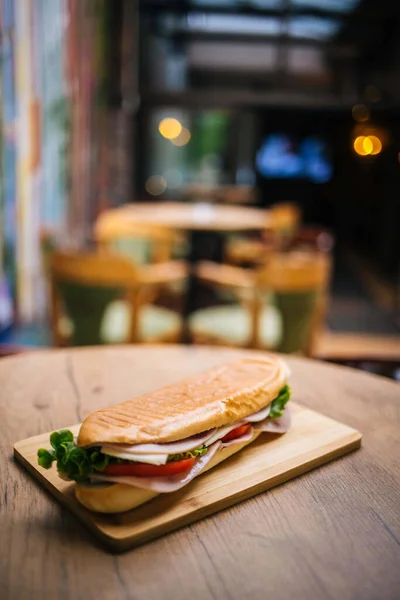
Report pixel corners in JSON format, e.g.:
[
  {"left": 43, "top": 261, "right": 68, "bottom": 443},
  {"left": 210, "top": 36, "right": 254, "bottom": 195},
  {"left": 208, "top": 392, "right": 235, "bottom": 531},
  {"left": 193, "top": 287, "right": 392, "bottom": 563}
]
[{"left": 100, "top": 447, "right": 168, "bottom": 465}]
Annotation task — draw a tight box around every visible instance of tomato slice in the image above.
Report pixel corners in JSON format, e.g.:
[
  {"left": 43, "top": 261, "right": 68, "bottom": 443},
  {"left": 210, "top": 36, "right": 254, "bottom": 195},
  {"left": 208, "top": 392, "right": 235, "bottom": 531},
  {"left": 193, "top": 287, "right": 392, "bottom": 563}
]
[
  {"left": 103, "top": 457, "right": 196, "bottom": 478},
  {"left": 221, "top": 424, "right": 251, "bottom": 443}
]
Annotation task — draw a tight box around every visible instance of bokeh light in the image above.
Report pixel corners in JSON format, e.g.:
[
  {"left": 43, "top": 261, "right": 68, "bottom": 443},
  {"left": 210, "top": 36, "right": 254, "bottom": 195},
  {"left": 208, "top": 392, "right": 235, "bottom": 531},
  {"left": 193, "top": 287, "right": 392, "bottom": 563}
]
[
  {"left": 353, "top": 136, "right": 367, "bottom": 156},
  {"left": 158, "top": 118, "right": 182, "bottom": 140},
  {"left": 171, "top": 127, "right": 191, "bottom": 146},
  {"left": 353, "top": 135, "right": 382, "bottom": 156},
  {"left": 368, "top": 135, "right": 382, "bottom": 155},
  {"left": 363, "top": 136, "right": 374, "bottom": 155},
  {"left": 145, "top": 175, "right": 167, "bottom": 196},
  {"left": 352, "top": 104, "right": 370, "bottom": 123}
]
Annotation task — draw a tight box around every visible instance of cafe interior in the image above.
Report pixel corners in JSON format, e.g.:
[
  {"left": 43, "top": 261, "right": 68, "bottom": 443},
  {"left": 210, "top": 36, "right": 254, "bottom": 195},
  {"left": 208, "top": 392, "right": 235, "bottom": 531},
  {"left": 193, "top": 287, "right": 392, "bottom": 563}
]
[{"left": 1, "top": 0, "right": 400, "bottom": 378}]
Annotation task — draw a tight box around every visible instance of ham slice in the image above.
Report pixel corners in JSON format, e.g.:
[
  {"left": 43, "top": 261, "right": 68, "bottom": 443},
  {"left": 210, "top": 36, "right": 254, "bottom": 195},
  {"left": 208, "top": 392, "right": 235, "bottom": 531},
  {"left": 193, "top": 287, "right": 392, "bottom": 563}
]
[
  {"left": 100, "top": 428, "right": 217, "bottom": 456},
  {"left": 91, "top": 441, "right": 222, "bottom": 493},
  {"left": 254, "top": 406, "right": 291, "bottom": 434},
  {"left": 244, "top": 404, "right": 271, "bottom": 422},
  {"left": 204, "top": 422, "right": 246, "bottom": 446},
  {"left": 220, "top": 425, "right": 254, "bottom": 448}
]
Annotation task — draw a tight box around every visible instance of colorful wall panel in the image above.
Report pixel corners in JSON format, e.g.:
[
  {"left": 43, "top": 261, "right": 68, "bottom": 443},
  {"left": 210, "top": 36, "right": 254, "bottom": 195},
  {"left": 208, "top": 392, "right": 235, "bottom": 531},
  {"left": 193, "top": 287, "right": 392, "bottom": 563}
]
[
  {"left": 1, "top": 0, "right": 122, "bottom": 322},
  {"left": 0, "top": 0, "right": 17, "bottom": 321}
]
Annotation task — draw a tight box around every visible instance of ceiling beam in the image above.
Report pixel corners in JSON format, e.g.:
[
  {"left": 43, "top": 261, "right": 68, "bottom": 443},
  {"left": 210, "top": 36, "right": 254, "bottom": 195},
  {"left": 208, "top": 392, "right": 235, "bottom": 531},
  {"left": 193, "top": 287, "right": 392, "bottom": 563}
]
[
  {"left": 140, "top": 1, "right": 380, "bottom": 23},
  {"left": 170, "top": 31, "right": 357, "bottom": 56}
]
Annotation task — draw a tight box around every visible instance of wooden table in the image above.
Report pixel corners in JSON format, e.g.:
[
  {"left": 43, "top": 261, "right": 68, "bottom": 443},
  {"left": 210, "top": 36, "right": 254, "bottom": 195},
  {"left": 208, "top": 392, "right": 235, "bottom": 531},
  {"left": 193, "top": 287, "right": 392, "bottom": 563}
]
[
  {"left": 97, "top": 202, "right": 270, "bottom": 318},
  {"left": 1, "top": 345, "right": 400, "bottom": 600},
  {"left": 97, "top": 202, "right": 270, "bottom": 233}
]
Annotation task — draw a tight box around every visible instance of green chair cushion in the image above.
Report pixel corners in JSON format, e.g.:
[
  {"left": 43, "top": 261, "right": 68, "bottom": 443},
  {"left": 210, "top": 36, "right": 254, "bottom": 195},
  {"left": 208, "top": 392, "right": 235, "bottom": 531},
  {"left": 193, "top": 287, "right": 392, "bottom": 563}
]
[
  {"left": 189, "top": 304, "right": 282, "bottom": 348},
  {"left": 57, "top": 282, "right": 122, "bottom": 346},
  {"left": 272, "top": 291, "right": 317, "bottom": 354},
  {"left": 189, "top": 290, "right": 317, "bottom": 353},
  {"left": 57, "top": 282, "right": 182, "bottom": 345}
]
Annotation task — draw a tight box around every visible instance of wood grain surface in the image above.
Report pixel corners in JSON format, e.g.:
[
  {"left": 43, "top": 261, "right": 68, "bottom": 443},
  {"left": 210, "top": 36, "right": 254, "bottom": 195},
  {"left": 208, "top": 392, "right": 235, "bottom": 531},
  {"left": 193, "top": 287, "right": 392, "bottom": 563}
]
[
  {"left": 1, "top": 345, "right": 400, "bottom": 600},
  {"left": 14, "top": 403, "right": 361, "bottom": 551},
  {"left": 315, "top": 330, "right": 400, "bottom": 361}
]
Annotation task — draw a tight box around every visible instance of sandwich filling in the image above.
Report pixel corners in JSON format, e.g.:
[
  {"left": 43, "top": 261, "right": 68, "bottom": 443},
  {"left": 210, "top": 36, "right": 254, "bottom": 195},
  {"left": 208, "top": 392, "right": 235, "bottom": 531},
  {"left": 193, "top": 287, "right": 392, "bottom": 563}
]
[{"left": 38, "top": 385, "right": 291, "bottom": 489}]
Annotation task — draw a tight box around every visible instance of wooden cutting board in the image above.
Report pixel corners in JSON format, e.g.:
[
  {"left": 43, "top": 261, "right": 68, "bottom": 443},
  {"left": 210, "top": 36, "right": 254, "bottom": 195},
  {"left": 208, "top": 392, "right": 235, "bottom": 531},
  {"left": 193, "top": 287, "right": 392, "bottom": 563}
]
[{"left": 14, "top": 403, "right": 361, "bottom": 552}]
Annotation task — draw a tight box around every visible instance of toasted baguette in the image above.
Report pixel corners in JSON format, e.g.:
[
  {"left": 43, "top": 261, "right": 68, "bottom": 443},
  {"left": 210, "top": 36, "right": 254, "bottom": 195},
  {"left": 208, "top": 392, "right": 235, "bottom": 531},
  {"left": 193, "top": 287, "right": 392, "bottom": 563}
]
[
  {"left": 78, "top": 357, "right": 287, "bottom": 447},
  {"left": 75, "top": 430, "right": 262, "bottom": 513}
]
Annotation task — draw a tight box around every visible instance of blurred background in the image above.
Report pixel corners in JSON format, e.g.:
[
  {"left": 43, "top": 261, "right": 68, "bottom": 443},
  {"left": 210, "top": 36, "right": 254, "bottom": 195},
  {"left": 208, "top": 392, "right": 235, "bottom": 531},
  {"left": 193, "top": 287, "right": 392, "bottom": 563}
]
[{"left": 0, "top": 0, "right": 399, "bottom": 377}]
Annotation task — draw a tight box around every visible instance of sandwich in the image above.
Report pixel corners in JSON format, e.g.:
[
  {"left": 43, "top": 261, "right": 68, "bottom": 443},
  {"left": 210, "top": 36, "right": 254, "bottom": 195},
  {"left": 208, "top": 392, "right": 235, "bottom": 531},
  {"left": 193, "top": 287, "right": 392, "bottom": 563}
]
[{"left": 37, "top": 356, "right": 291, "bottom": 513}]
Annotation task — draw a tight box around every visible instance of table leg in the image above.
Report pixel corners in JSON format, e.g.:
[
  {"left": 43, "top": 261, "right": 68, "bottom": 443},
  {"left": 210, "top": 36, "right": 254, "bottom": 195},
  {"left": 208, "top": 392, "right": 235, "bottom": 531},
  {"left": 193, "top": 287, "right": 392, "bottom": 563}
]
[{"left": 182, "top": 231, "right": 225, "bottom": 343}]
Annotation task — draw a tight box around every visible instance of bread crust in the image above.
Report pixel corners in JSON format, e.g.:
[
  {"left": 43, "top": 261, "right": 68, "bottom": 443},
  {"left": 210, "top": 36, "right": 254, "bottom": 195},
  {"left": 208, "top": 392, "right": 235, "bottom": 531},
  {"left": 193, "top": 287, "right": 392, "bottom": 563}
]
[
  {"left": 75, "top": 430, "right": 262, "bottom": 513},
  {"left": 78, "top": 357, "right": 287, "bottom": 446}
]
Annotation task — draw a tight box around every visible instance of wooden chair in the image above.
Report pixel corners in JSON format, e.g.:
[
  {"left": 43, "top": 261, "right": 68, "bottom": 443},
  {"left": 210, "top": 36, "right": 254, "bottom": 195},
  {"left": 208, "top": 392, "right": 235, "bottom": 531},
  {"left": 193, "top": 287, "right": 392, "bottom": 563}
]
[
  {"left": 49, "top": 251, "right": 187, "bottom": 346},
  {"left": 224, "top": 229, "right": 278, "bottom": 267},
  {"left": 286, "top": 226, "right": 335, "bottom": 254},
  {"left": 189, "top": 251, "right": 330, "bottom": 356},
  {"left": 225, "top": 202, "right": 302, "bottom": 266},
  {"left": 94, "top": 215, "right": 188, "bottom": 264},
  {"left": 268, "top": 202, "right": 302, "bottom": 245}
]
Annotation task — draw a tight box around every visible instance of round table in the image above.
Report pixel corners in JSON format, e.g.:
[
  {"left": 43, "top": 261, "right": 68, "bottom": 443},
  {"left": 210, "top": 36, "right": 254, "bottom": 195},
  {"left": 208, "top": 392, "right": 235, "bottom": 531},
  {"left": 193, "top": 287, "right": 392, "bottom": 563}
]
[
  {"left": 96, "top": 203, "right": 270, "bottom": 318},
  {"left": 98, "top": 202, "right": 270, "bottom": 233},
  {"left": 1, "top": 345, "right": 399, "bottom": 600}
]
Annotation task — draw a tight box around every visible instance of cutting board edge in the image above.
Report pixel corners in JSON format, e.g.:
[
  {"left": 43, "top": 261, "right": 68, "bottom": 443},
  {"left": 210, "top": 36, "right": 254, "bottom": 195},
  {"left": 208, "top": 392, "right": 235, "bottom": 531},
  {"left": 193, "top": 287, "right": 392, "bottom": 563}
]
[
  {"left": 13, "top": 445, "right": 119, "bottom": 549},
  {"left": 13, "top": 427, "right": 362, "bottom": 552},
  {"left": 106, "top": 429, "right": 362, "bottom": 552}
]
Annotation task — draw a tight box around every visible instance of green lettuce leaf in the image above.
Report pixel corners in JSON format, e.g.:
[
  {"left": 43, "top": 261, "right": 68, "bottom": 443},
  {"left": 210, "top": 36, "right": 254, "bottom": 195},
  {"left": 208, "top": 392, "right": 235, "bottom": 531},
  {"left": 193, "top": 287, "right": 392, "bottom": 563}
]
[
  {"left": 37, "top": 448, "right": 55, "bottom": 469},
  {"left": 269, "top": 385, "right": 291, "bottom": 418},
  {"left": 167, "top": 446, "right": 208, "bottom": 462},
  {"left": 37, "top": 430, "right": 116, "bottom": 483},
  {"left": 50, "top": 429, "right": 73, "bottom": 449}
]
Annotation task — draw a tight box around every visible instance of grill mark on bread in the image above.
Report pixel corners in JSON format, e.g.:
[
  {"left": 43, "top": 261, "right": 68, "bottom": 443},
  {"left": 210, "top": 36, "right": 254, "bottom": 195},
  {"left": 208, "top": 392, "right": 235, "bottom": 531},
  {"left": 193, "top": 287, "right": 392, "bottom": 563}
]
[
  {"left": 95, "top": 415, "right": 136, "bottom": 427},
  {"left": 78, "top": 357, "right": 287, "bottom": 446}
]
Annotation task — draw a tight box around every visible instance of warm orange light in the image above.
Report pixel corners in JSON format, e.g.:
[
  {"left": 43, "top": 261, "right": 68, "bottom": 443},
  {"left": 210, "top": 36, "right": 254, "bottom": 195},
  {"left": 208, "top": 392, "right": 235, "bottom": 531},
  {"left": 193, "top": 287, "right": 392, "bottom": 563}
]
[
  {"left": 363, "top": 136, "right": 374, "bottom": 155},
  {"left": 171, "top": 127, "right": 191, "bottom": 146},
  {"left": 158, "top": 118, "right": 182, "bottom": 140},
  {"left": 145, "top": 175, "right": 167, "bottom": 196},
  {"left": 354, "top": 136, "right": 367, "bottom": 155},
  {"left": 369, "top": 135, "right": 382, "bottom": 155},
  {"left": 353, "top": 135, "right": 382, "bottom": 156}
]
